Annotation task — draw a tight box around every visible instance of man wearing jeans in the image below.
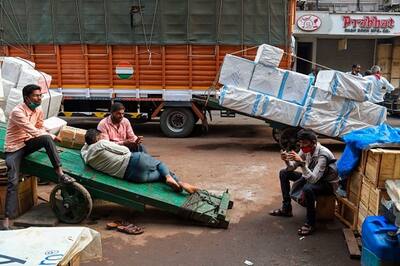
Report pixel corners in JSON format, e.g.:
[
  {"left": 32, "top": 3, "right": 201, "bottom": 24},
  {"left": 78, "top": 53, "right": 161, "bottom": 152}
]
[
  {"left": 269, "top": 129, "right": 339, "bottom": 236},
  {"left": 81, "top": 129, "right": 198, "bottom": 194},
  {"left": 1, "top": 84, "right": 75, "bottom": 230}
]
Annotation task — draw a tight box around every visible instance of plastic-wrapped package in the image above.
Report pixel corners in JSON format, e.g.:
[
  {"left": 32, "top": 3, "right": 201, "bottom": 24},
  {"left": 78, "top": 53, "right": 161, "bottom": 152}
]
[
  {"left": 43, "top": 117, "right": 67, "bottom": 135},
  {"left": 347, "top": 100, "right": 387, "bottom": 126},
  {"left": 249, "top": 64, "right": 312, "bottom": 106},
  {"left": 306, "top": 86, "right": 351, "bottom": 116},
  {"left": 17, "top": 67, "right": 51, "bottom": 94},
  {"left": 5, "top": 88, "right": 23, "bottom": 116},
  {"left": 2, "top": 79, "right": 16, "bottom": 100},
  {"left": 41, "top": 90, "right": 63, "bottom": 118},
  {"left": 219, "top": 85, "right": 264, "bottom": 116},
  {"left": 254, "top": 44, "right": 284, "bottom": 67},
  {"left": 338, "top": 118, "right": 372, "bottom": 137},
  {"left": 300, "top": 108, "right": 342, "bottom": 137},
  {"left": 315, "top": 70, "right": 372, "bottom": 102},
  {"left": 1, "top": 57, "right": 35, "bottom": 84},
  {"left": 259, "top": 94, "right": 305, "bottom": 127},
  {"left": 219, "top": 54, "right": 255, "bottom": 89}
]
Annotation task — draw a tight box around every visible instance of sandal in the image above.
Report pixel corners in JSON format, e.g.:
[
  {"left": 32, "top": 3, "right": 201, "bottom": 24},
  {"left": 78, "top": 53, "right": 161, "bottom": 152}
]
[
  {"left": 269, "top": 208, "right": 293, "bottom": 217},
  {"left": 58, "top": 174, "right": 76, "bottom": 184},
  {"left": 117, "top": 224, "right": 144, "bottom": 235},
  {"left": 297, "top": 224, "right": 315, "bottom": 236},
  {"left": 106, "top": 220, "right": 128, "bottom": 230}
]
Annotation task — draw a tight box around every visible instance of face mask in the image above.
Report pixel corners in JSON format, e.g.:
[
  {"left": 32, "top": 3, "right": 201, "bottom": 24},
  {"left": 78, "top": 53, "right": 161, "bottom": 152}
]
[
  {"left": 26, "top": 98, "right": 41, "bottom": 110},
  {"left": 301, "top": 146, "right": 313, "bottom": 154}
]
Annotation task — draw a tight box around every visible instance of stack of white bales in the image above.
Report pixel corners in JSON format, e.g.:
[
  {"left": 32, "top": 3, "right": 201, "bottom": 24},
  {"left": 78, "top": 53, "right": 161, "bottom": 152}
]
[
  {"left": 1, "top": 57, "right": 63, "bottom": 119},
  {"left": 218, "top": 44, "right": 387, "bottom": 137},
  {"left": 302, "top": 71, "right": 386, "bottom": 137}
]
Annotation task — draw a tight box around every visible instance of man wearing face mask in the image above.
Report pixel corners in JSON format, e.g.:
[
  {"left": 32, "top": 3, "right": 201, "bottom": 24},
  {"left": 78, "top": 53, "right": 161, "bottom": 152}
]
[
  {"left": 1, "top": 84, "right": 75, "bottom": 230},
  {"left": 269, "top": 129, "right": 339, "bottom": 236}
]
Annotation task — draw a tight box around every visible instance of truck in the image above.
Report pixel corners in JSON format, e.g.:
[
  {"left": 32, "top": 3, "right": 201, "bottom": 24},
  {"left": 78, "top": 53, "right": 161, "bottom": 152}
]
[{"left": 0, "top": 0, "right": 296, "bottom": 137}]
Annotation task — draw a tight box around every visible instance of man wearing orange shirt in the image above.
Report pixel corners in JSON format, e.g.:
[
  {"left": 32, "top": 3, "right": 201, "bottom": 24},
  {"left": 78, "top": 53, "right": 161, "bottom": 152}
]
[
  {"left": 1, "top": 84, "right": 75, "bottom": 230},
  {"left": 97, "top": 102, "right": 147, "bottom": 153}
]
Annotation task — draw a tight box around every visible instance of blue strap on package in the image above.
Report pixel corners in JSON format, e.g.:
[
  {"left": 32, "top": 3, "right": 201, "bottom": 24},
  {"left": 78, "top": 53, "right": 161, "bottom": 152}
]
[
  {"left": 251, "top": 94, "right": 262, "bottom": 116},
  {"left": 337, "top": 124, "right": 400, "bottom": 177}
]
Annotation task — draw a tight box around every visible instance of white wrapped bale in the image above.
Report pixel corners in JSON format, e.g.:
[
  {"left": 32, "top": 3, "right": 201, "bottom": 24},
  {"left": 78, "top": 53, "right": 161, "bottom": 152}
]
[
  {"left": 300, "top": 108, "right": 342, "bottom": 137},
  {"left": 339, "top": 118, "right": 372, "bottom": 137},
  {"left": 259, "top": 95, "right": 305, "bottom": 127},
  {"left": 0, "top": 108, "right": 5, "bottom": 123},
  {"left": 219, "top": 54, "right": 255, "bottom": 89},
  {"left": 41, "top": 90, "right": 63, "bottom": 118},
  {"left": 5, "top": 88, "right": 23, "bottom": 116},
  {"left": 254, "top": 44, "right": 284, "bottom": 67},
  {"left": 347, "top": 100, "right": 387, "bottom": 126},
  {"left": 43, "top": 117, "right": 67, "bottom": 135},
  {"left": 249, "top": 64, "right": 312, "bottom": 106},
  {"left": 2, "top": 57, "right": 35, "bottom": 84},
  {"left": 249, "top": 64, "right": 284, "bottom": 97},
  {"left": 219, "top": 85, "right": 264, "bottom": 116},
  {"left": 2, "top": 79, "right": 16, "bottom": 100},
  {"left": 17, "top": 67, "right": 51, "bottom": 93},
  {"left": 306, "top": 86, "right": 351, "bottom": 116},
  {"left": 315, "top": 70, "right": 372, "bottom": 102}
]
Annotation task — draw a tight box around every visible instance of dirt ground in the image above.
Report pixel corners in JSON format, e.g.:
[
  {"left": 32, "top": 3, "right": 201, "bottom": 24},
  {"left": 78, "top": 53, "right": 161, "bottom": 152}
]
[{"left": 40, "top": 114, "right": 400, "bottom": 265}]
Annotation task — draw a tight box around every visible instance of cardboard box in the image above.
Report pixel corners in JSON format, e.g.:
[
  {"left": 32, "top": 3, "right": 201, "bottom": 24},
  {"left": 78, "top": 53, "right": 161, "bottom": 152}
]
[
  {"left": 364, "top": 148, "right": 400, "bottom": 188},
  {"left": 58, "top": 126, "right": 87, "bottom": 150},
  {"left": 0, "top": 176, "right": 37, "bottom": 218}
]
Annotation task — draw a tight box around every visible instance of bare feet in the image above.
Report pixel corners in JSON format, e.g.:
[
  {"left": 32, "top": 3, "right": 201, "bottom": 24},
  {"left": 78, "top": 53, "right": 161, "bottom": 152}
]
[
  {"left": 165, "top": 175, "right": 182, "bottom": 192},
  {"left": 179, "top": 182, "right": 199, "bottom": 194}
]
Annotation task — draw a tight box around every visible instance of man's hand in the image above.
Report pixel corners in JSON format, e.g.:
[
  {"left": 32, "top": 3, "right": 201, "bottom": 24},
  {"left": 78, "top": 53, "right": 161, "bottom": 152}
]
[
  {"left": 287, "top": 151, "right": 303, "bottom": 163},
  {"left": 123, "top": 140, "right": 138, "bottom": 150},
  {"left": 280, "top": 150, "right": 289, "bottom": 162},
  {"left": 135, "top": 136, "right": 144, "bottom": 144},
  {"left": 54, "top": 135, "right": 62, "bottom": 143}
]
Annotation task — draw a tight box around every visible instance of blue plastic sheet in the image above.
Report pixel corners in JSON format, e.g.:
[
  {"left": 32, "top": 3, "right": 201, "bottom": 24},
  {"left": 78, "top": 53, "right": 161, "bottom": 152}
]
[{"left": 337, "top": 124, "right": 400, "bottom": 177}]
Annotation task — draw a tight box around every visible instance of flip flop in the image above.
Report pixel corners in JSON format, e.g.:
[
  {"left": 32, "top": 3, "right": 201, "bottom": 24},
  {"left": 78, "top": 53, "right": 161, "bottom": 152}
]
[
  {"left": 106, "top": 220, "right": 128, "bottom": 230},
  {"left": 117, "top": 224, "right": 144, "bottom": 235},
  {"left": 297, "top": 224, "right": 315, "bottom": 236},
  {"left": 269, "top": 208, "right": 293, "bottom": 217}
]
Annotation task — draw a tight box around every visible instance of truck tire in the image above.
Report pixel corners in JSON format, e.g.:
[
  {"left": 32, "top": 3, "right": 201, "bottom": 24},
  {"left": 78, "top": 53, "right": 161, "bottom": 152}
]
[{"left": 160, "top": 108, "right": 195, "bottom": 137}]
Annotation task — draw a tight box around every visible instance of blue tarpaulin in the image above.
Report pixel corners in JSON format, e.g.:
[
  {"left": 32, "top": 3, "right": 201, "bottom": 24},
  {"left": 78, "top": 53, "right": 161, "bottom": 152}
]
[{"left": 337, "top": 124, "right": 400, "bottom": 177}]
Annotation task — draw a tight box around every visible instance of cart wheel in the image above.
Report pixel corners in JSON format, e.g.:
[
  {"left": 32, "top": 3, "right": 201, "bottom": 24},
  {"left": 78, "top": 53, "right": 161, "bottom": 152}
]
[
  {"left": 50, "top": 182, "right": 93, "bottom": 224},
  {"left": 272, "top": 128, "right": 282, "bottom": 143},
  {"left": 279, "top": 127, "right": 300, "bottom": 152}
]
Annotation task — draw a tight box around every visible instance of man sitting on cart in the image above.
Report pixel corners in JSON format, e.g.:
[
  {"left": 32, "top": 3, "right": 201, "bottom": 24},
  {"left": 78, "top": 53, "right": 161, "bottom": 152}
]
[
  {"left": 2, "top": 84, "right": 75, "bottom": 230},
  {"left": 97, "top": 102, "right": 147, "bottom": 153},
  {"left": 81, "top": 129, "right": 198, "bottom": 194},
  {"left": 269, "top": 129, "right": 339, "bottom": 236}
]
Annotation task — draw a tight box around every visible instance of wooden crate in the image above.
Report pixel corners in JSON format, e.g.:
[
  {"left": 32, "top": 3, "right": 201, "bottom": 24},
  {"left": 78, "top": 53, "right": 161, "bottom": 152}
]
[
  {"left": 357, "top": 150, "right": 368, "bottom": 173},
  {"left": 336, "top": 197, "right": 358, "bottom": 230},
  {"left": 347, "top": 170, "right": 363, "bottom": 205},
  {"left": 368, "top": 186, "right": 388, "bottom": 215},
  {"left": 364, "top": 148, "right": 400, "bottom": 189},
  {"left": 357, "top": 202, "right": 368, "bottom": 234},
  {"left": 360, "top": 179, "right": 371, "bottom": 207},
  {"left": 0, "top": 176, "right": 37, "bottom": 218}
]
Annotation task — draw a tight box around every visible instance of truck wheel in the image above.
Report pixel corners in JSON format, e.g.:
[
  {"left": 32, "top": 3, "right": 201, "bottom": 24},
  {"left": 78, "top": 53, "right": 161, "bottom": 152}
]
[
  {"left": 160, "top": 108, "right": 195, "bottom": 137},
  {"left": 50, "top": 182, "right": 93, "bottom": 224}
]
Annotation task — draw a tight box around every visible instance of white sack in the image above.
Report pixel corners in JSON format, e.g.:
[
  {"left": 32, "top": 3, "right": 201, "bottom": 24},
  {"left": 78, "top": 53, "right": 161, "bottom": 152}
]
[
  {"left": 0, "top": 108, "right": 5, "bottom": 123},
  {"left": 259, "top": 94, "right": 305, "bottom": 127},
  {"left": 44, "top": 117, "right": 67, "bottom": 135},
  {"left": 41, "top": 90, "right": 63, "bottom": 118},
  {"left": 315, "top": 70, "right": 372, "bottom": 102},
  {"left": 5, "top": 88, "right": 23, "bottom": 116},
  {"left": 339, "top": 118, "right": 372, "bottom": 137},
  {"left": 249, "top": 64, "right": 284, "bottom": 97},
  {"left": 219, "top": 54, "right": 255, "bottom": 89},
  {"left": 0, "top": 227, "right": 102, "bottom": 265},
  {"left": 300, "top": 108, "right": 342, "bottom": 137},
  {"left": 282, "top": 70, "right": 313, "bottom": 106},
  {"left": 2, "top": 79, "right": 16, "bottom": 100},
  {"left": 347, "top": 100, "right": 387, "bottom": 126},
  {"left": 306, "top": 86, "right": 351, "bottom": 116},
  {"left": 219, "top": 85, "right": 264, "bottom": 116},
  {"left": 1, "top": 57, "right": 35, "bottom": 84},
  {"left": 17, "top": 67, "right": 51, "bottom": 93},
  {"left": 254, "top": 44, "right": 284, "bottom": 67}
]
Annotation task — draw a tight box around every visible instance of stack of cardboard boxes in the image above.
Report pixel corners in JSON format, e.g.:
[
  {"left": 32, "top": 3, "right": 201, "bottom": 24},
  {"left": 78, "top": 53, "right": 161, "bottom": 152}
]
[{"left": 336, "top": 147, "right": 400, "bottom": 233}]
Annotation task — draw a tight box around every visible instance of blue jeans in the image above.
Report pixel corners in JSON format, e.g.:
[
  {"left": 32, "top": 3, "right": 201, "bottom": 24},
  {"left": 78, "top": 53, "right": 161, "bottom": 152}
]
[{"left": 123, "top": 152, "right": 179, "bottom": 183}]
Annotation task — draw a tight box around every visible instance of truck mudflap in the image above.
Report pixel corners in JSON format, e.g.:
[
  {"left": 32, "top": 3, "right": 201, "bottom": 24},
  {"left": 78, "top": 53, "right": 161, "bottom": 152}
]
[{"left": 180, "top": 189, "right": 233, "bottom": 229}]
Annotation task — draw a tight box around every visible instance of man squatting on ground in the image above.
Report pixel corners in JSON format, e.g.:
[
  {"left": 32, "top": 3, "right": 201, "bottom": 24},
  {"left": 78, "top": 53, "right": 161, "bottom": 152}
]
[
  {"left": 97, "top": 102, "right": 147, "bottom": 153},
  {"left": 81, "top": 129, "right": 198, "bottom": 194},
  {"left": 269, "top": 129, "right": 339, "bottom": 236},
  {"left": 2, "top": 84, "right": 75, "bottom": 230}
]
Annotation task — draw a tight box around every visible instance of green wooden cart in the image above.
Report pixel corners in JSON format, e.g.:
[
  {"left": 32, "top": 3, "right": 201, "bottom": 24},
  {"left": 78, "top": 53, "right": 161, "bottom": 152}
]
[{"left": 0, "top": 123, "right": 232, "bottom": 228}]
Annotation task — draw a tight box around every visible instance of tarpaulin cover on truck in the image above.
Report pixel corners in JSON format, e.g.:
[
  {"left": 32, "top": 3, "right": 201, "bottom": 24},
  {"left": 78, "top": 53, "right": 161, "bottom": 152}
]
[{"left": 0, "top": 0, "right": 288, "bottom": 46}]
